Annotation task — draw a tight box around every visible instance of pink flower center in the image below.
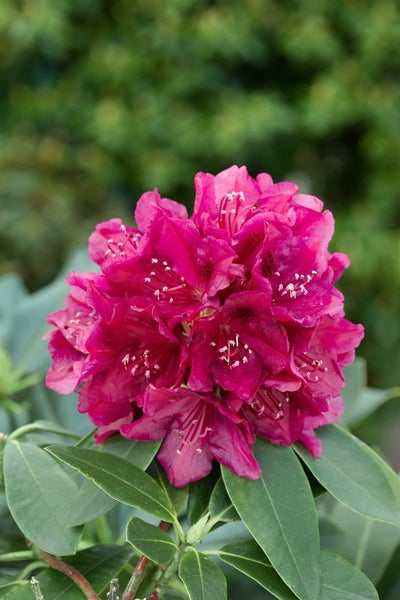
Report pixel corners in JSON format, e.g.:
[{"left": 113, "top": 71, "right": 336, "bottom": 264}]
[
  {"left": 143, "top": 258, "right": 199, "bottom": 305},
  {"left": 63, "top": 310, "right": 96, "bottom": 349},
  {"left": 274, "top": 270, "right": 317, "bottom": 301},
  {"left": 251, "top": 387, "right": 289, "bottom": 420},
  {"left": 211, "top": 331, "right": 254, "bottom": 369},
  {"left": 173, "top": 401, "right": 214, "bottom": 455},
  {"left": 121, "top": 347, "right": 162, "bottom": 381},
  {"left": 105, "top": 225, "right": 141, "bottom": 258},
  {"left": 218, "top": 190, "right": 257, "bottom": 236},
  {"left": 295, "top": 352, "right": 328, "bottom": 383}
]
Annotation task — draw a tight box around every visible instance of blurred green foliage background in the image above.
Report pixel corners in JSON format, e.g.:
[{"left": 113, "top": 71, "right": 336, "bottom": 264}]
[{"left": 0, "top": 0, "right": 399, "bottom": 388}]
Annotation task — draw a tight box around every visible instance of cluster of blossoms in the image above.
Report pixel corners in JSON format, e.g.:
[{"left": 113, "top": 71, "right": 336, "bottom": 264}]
[{"left": 46, "top": 166, "right": 364, "bottom": 487}]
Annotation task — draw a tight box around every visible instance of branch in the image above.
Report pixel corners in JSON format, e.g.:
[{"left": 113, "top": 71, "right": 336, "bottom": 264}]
[
  {"left": 146, "top": 549, "right": 182, "bottom": 600},
  {"left": 38, "top": 549, "right": 99, "bottom": 600},
  {"left": 148, "top": 587, "right": 160, "bottom": 600},
  {"left": 121, "top": 555, "right": 151, "bottom": 600},
  {"left": 122, "top": 521, "right": 170, "bottom": 600}
]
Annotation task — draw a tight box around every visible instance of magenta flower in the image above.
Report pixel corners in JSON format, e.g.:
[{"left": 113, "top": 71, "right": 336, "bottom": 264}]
[
  {"left": 88, "top": 218, "right": 142, "bottom": 268},
  {"left": 193, "top": 165, "right": 299, "bottom": 239},
  {"left": 45, "top": 165, "right": 364, "bottom": 486},
  {"left": 75, "top": 301, "right": 188, "bottom": 432},
  {"left": 102, "top": 214, "right": 238, "bottom": 326},
  {"left": 188, "top": 291, "right": 289, "bottom": 399},
  {"left": 121, "top": 386, "right": 260, "bottom": 487},
  {"left": 45, "top": 271, "right": 105, "bottom": 394}
]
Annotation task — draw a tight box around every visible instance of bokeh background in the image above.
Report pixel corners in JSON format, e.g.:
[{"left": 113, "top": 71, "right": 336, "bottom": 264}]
[{"left": 1, "top": 0, "right": 399, "bottom": 390}]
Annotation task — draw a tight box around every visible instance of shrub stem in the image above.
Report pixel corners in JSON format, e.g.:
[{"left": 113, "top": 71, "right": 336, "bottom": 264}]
[
  {"left": 38, "top": 549, "right": 99, "bottom": 600},
  {"left": 122, "top": 521, "right": 170, "bottom": 600}
]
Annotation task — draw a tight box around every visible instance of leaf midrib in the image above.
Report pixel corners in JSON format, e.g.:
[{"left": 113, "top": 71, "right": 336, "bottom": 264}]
[
  {"left": 52, "top": 449, "right": 174, "bottom": 519},
  {"left": 259, "top": 476, "right": 317, "bottom": 600}
]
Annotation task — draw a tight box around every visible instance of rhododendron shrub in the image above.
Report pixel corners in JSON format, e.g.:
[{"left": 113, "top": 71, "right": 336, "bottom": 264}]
[{"left": 45, "top": 166, "right": 364, "bottom": 487}]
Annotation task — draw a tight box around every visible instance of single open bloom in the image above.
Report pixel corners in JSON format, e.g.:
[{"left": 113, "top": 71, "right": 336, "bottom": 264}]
[
  {"left": 188, "top": 290, "right": 289, "bottom": 399},
  {"left": 121, "top": 386, "right": 261, "bottom": 487}
]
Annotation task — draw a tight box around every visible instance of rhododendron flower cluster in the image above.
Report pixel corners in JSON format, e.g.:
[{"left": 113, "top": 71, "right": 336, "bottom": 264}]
[{"left": 45, "top": 166, "right": 364, "bottom": 487}]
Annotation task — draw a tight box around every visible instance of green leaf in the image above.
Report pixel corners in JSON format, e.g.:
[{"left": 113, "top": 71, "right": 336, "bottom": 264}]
[
  {"left": 2, "top": 582, "right": 30, "bottom": 600},
  {"left": 318, "top": 516, "right": 346, "bottom": 549},
  {"left": 222, "top": 439, "right": 321, "bottom": 600},
  {"left": 0, "top": 345, "right": 37, "bottom": 396},
  {"left": 126, "top": 517, "right": 177, "bottom": 565},
  {"left": 187, "top": 468, "right": 220, "bottom": 526},
  {"left": 348, "top": 386, "right": 400, "bottom": 426},
  {"left": 38, "top": 385, "right": 91, "bottom": 437},
  {"left": 0, "top": 531, "right": 26, "bottom": 555},
  {"left": 342, "top": 359, "right": 400, "bottom": 426},
  {"left": 26, "top": 420, "right": 80, "bottom": 437},
  {"left": 341, "top": 359, "right": 367, "bottom": 415},
  {"left": 304, "top": 464, "right": 327, "bottom": 498},
  {"left": 295, "top": 425, "right": 400, "bottom": 526},
  {"left": 209, "top": 478, "right": 239, "bottom": 523},
  {"left": 5, "top": 544, "right": 133, "bottom": 600},
  {"left": 6, "top": 421, "right": 80, "bottom": 449},
  {"left": 0, "top": 273, "right": 27, "bottom": 347},
  {"left": 377, "top": 544, "right": 400, "bottom": 599},
  {"left": 46, "top": 445, "right": 176, "bottom": 522},
  {"left": 148, "top": 460, "right": 188, "bottom": 516},
  {"left": 179, "top": 550, "right": 227, "bottom": 600},
  {"left": 3, "top": 441, "right": 81, "bottom": 555},
  {"left": 67, "top": 437, "right": 160, "bottom": 526},
  {"left": 67, "top": 481, "right": 119, "bottom": 527},
  {"left": 320, "top": 550, "right": 379, "bottom": 599},
  {"left": 9, "top": 279, "right": 69, "bottom": 375},
  {"left": 325, "top": 501, "right": 400, "bottom": 584},
  {"left": 8, "top": 249, "right": 93, "bottom": 376},
  {"left": 218, "top": 539, "right": 298, "bottom": 600},
  {"left": 102, "top": 434, "right": 160, "bottom": 462}
]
